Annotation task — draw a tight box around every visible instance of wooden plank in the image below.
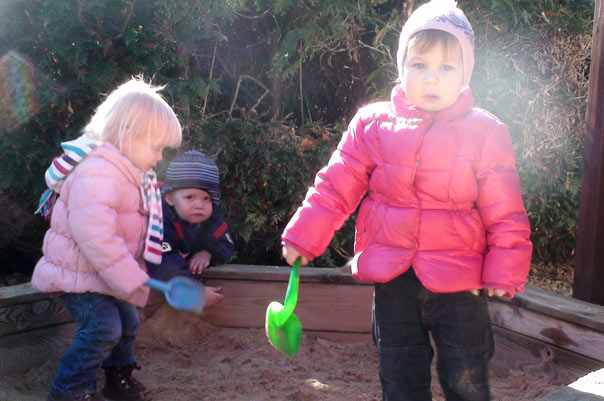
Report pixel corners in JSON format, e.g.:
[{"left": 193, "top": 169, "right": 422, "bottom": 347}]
[
  {"left": 491, "top": 326, "right": 603, "bottom": 385},
  {"left": 498, "top": 287, "right": 604, "bottom": 332},
  {"left": 0, "top": 283, "right": 51, "bottom": 307},
  {"left": 0, "top": 323, "right": 76, "bottom": 375},
  {"left": 575, "top": 0, "right": 604, "bottom": 304},
  {"left": 202, "top": 264, "right": 370, "bottom": 285},
  {"left": 489, "top": 300, "right": 604, "bottom": 362},
  {"left": 200, "top": 278, "right": 373, "bottom": 333},
  {"left": 0, "top": 295, "right": 71, "bottom": 337},
  {"left": 207, "top": 267, "right": 604, "bottom": 330}
]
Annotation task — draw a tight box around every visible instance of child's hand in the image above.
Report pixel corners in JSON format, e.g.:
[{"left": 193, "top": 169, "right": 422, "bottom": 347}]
[
  {"left": 189, "top": 250, "right": 212, "bottom": 275},
  {"left": 282, "top": 244, "right": 308, "bottom": 266},
  {"left": 486, "top": 288, "right": 508, "bottom": 297},
  {"left": 204, "top": 285, "right": 223, "bottom": 307}
]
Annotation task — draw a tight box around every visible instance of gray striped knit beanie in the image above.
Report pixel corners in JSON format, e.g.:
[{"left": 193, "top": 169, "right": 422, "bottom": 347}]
[{"left": 162, "top": 150, "right": 220, "bottom": 204}]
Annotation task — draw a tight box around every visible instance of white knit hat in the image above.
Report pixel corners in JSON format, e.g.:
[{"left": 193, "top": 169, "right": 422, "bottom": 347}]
[{"left": 397, "top": 0, "right": 475, "bottom": 87}]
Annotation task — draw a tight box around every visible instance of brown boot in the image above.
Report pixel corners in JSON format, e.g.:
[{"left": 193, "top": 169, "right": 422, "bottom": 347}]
[{"left": 102, "top": 364, "right": 149, "bottom": 401}]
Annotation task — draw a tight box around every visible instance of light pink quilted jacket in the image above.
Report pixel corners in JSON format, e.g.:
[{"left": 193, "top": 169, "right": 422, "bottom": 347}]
[
  {"left": 283, "top": 86, "right": 533, "bottom": 297},
  {"left": 31, "top": 144, "right": 151, "bottom": 307}
]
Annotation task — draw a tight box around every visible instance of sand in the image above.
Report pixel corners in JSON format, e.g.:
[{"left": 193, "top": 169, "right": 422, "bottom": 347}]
[{"left": 0, "top": 304, "right": 564, "bottom": 401}]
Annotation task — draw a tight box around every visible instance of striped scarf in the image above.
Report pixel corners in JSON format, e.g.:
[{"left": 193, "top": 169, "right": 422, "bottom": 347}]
[
  {"left": 35, "top": 135, "right": 100, "bottom": 219},
  {"left": 140, "top": 171, "right": 163, "bottom": 264}
]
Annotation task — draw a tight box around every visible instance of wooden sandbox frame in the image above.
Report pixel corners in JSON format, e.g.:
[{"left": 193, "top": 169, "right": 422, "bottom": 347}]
[{"left": 1, "top": 264, "right": 604, "bottom": 394}]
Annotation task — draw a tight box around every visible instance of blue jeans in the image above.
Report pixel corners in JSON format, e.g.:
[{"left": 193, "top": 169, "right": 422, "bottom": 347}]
[
  {"left": 50, "top": 292, "right": 140, "bottom": 398},
  {"left": 372, "top": 268, "right": 494, "bottom": 401}
]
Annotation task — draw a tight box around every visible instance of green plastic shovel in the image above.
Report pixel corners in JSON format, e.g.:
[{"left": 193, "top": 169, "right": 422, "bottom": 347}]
[
  {"left": 265, "top": 257, "right": 302, "bottom": 356},
  {"left": 146, "top": 276, "right": 206, "bottom": 314}
]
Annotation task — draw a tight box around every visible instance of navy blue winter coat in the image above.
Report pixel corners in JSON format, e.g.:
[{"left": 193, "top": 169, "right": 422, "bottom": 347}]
[{"left": 147, "top": 202, "right": 234, "bottom": 281}]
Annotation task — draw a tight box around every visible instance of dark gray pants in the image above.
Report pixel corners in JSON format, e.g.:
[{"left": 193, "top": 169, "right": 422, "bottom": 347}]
[{"left": 372, "top": 268, "right": 494, "bottom": 401}]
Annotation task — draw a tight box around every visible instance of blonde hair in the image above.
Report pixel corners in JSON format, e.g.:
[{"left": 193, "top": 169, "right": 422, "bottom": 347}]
[
  {"left": 407, "top": 29, "right": 462, "bottom": 61},
  {"left": 84, "top": 76, "right": 182, "bottom": 152}
]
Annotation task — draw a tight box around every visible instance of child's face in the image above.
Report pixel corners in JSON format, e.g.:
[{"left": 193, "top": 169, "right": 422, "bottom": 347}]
[
  {"left": 165, "top": 188, "right": 213, "bottom": 224},
  {"left": 122, "top": 140, "right": 165, "bottom": 171},
  {"left": 402, "top": 40, "right": 464, "bottom": 112}
]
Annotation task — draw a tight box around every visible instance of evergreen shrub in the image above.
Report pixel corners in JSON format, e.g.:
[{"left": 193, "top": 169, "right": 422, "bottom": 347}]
[
  {"left": 0, "top": 0, "right": 596, "bottom": 276},
  {"left": 172, "top": 118, "right": 355, "bottom": 267}
]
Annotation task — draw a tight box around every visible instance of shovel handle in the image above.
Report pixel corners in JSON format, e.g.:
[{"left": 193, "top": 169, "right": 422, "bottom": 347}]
[
  {"left": 145, "top": 278, "right": 170, "bottom": 293},
  {"left": 279, "top": 257, "right": 300, "bottom": 326}
]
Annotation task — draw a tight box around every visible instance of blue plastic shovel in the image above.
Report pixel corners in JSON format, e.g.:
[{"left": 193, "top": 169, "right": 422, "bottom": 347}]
[{"left": 146, "top": 277, "right": 206, "bottom": 314}]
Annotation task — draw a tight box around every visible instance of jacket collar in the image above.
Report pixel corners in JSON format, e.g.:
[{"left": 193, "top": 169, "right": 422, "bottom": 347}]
[
  {"left": 390, "top": 85, "right": 473, "bottom": 123},
  {"left": 90, "top": 143, "right": 145, "bottom": 188}
]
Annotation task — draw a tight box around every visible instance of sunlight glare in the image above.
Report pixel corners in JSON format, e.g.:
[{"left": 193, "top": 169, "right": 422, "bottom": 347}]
[
  {"left": 0, "top": 51, "right": 40, "bottom": 132},
  {"left": 305, "top": 378, "right": 330, "bottom": 390}
]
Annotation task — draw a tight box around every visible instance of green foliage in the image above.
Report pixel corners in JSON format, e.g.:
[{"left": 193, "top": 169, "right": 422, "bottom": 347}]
[
  {"left": 0, "top": 0, "right": 235, "bottom": 268},
  {"left": 464, "top": 0, "right": 592, "bottom": 262},
  {"left": 463, "top": 0, "right": 594, "bottom": 36},
  {"left": 174, "top": 118, "right": 347, "bottom": 266},
  {"left": 0, "top": 0, "right": 595, "bottom": 272}
]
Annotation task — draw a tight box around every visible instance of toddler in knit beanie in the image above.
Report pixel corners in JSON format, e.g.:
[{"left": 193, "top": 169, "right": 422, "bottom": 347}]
[
  {"left": 162, "top": 150, "right": 220, "bottom": 205},
  {"left": 397, "top": 0, "right": 475, "bottom": 87},
  {"left": 149, "top": 149, "right": 233, "bottom": 307}
]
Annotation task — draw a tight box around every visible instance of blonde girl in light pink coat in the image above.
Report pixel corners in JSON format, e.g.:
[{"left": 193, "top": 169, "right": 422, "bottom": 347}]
[{"left": 32, "top": 77, "right": 181, "bottom": 401}]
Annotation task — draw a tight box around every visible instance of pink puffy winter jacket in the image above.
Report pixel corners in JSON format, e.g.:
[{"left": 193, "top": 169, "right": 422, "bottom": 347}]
[
  {"left": 31, "top": 144, "right": 151, "bottom": 307},
  {"left": 282, "top": 85, "right": 533, "bottom": 297}
]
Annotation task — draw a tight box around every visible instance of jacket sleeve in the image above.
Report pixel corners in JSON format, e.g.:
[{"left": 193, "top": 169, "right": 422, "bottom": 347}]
[
  {"left": 67, "top": 173, "right": 149, "bottom": 299},
  {"left": 195, "top": 212, "right": 235, "bottom": 265},
  {"left": 161, "top": 209, "right": 184, "bottom": 255},
  {"left": 145, "top": 210, "right": 190, "bottom": 281},
  {"left": 476, "top": 121, "right": 533, "bottom": 297},
  {"left": 282, "top": 110, "right": 377, "bottom": 259}
]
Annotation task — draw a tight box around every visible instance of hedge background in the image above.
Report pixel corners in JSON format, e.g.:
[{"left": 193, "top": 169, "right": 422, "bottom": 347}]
[{"left": 0, "top": 0, "right": 595, "bottom": 274}]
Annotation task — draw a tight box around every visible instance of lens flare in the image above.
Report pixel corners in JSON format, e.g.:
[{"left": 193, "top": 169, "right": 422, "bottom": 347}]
[{"left": 0, "top": 51, "right": 39, "bottom": 132}]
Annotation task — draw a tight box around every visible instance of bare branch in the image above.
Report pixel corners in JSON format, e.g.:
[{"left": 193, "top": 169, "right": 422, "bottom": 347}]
[
  {"left": 114, "top": 0, "right": 136, "bottom": 40},
  {"left": 299, "top": 56, "right": 304, "bottom": 126},
  {"left": 230, "top": 75, "right": 270, "bottom": 116},
  {"left": 229, "top": 76, "right": 242, "bottom": 117},
  {"left": 201, "top": 39, "right": 219, "bottom": 121}
]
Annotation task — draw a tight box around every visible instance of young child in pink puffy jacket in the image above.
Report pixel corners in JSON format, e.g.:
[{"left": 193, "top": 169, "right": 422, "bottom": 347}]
[
  {"left": 281, "top": 1, "right": 532, "bottom": 400},
  {"left": 31, "top": 77, "right": 182, "bottom": 401}
]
